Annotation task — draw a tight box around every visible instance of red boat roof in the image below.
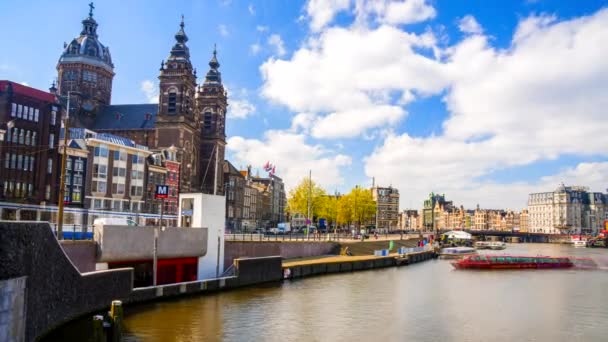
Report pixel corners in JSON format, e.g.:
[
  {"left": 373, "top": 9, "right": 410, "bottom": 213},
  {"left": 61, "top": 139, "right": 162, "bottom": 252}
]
[{"left": 0, "top": 80, "right": 57, "bottom": 103}]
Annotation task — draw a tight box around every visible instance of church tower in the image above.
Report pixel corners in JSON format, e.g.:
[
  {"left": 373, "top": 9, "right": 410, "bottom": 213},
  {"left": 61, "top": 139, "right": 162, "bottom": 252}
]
[
  {"left": 196, "top": 47, "right": 227, "bottom": 195},
  {"left": 57, "top": 3, "right": 114, "bottom": 127},
  {"left": 155, "top": 16, "right": 200, "bottom": 192}
]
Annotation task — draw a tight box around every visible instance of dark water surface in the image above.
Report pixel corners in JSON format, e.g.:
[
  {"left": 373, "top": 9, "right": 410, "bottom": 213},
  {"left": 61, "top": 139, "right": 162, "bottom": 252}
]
[{"left": 51, "top": 244, "right": 608, "bottom": 341}]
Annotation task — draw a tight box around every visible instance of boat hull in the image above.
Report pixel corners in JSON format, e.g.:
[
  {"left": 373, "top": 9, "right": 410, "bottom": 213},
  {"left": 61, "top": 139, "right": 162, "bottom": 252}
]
[{"left": 452, "top": 255, "right": 574, "bottom": 270}]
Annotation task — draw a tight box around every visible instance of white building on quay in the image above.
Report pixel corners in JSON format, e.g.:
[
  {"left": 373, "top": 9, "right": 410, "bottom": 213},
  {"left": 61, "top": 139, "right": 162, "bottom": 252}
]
[{"left": 527, "top": 184, "right": 607, "bottom": 235}]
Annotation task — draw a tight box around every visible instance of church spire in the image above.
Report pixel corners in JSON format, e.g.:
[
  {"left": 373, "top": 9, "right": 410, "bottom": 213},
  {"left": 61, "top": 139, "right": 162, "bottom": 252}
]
[
  {"left": 166, "top": 16, "right": 191, "bottom": 66},
  {"left": 204, "top": 45, "right": 222, "bottom": 85}
]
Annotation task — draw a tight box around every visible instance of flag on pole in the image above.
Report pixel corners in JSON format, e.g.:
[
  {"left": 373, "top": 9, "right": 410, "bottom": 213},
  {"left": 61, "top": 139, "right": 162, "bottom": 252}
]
[{"left": 389, "top": 240, "right": 395, "bottom": 251}]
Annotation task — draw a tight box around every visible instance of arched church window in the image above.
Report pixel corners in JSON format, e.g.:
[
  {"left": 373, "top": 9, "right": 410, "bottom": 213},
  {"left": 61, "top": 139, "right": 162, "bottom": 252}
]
[
  {"left": 204, "top": 112, "right": 212, "bottom": 130},
  {"left": 168, "top": 92, "right": 177, "bottom": 114}
]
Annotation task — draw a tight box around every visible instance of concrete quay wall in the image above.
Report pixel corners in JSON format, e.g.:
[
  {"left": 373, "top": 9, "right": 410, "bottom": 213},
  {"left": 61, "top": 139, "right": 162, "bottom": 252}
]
[
  {"left": 284, "top": 251, "right": 435, "bottom": 280},
  {"left": 0, "top": 222, "right": 133, "bottom": 342},
  {"left": 59, "top": 240, "right": 97, "bottom": 273},
  {"left": 224, "top": 241, "right": 340, "bottom": 269}
]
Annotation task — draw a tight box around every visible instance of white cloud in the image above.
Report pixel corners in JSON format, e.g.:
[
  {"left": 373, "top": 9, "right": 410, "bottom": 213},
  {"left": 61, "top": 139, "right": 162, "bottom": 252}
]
[
  {"left": 257, "top": 25, "right": 269, "bottom": 32},
  {"left": 218, "top": 24, "right": 230, "bottom": 37},
  {"left": 140, "top": 80, "right": 158, "bottom": 104},
  {"left": 306, "top": 0, "right": 351, "bottom": 32},
  {"left": 228, "top": 99, "right": 256, "bottom": 119},
  {"left": 261, "top": 25, "right": 445, "bottom": 138},
  {"left": 365, "top": 9, "right": 608, "bottom": 208},
  {"left": 228, "top": 131, "right": 352, "bottom": 189},
  {"left": 354, "top": 0, "right": 437, "bottom": 26},
  {"left": 248, "top": 4, "right": 255, "bottom": 15},
  {"left": 290, "top": 112, "right": 318, "bottom": 133},
  {"left": 458, "top": 15, "right": 483, "bottom": 34},
  {"left": 268, "top": 34, "right": 287, "bottom": 56},
  {"left": 250, "top": 43, "right": 262, "bottom": 55},
  {"left": 20, "top": 82, "right": 29, "bottom": 86}
]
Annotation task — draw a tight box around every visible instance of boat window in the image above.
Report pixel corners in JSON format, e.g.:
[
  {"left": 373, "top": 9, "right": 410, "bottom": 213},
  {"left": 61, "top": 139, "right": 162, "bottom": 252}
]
[{"left": 497, "top": 257, "right": 505, "bottom": 262}]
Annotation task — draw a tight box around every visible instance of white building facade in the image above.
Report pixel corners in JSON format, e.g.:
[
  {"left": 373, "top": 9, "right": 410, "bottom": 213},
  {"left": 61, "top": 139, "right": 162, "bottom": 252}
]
[{"left": 528, "top": 185, "right": 607, "bottom": 235}]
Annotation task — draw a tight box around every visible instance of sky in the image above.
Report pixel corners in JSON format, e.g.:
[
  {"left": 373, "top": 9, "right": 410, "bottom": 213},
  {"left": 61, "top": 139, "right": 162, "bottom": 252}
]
[{"left": 1, "top": 0, "right": 607, "bottom": 210}]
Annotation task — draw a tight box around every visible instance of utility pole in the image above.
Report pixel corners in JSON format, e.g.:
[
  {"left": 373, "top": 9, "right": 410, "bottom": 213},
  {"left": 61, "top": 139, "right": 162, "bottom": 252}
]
[
  {"left": 57, "top": 91, "right": 73, "bottom": 240},
  {"left": 306, "top": 169, "right": 311, "bottom": 239}
]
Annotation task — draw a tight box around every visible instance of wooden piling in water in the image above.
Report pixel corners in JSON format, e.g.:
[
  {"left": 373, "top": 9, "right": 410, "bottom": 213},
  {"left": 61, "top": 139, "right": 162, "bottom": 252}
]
[
  {"left": 92, "top": 315, "right": 105, "bottom": 342},
  {"left": 110, "top": 300, "right": 123, "bottom": 342}
]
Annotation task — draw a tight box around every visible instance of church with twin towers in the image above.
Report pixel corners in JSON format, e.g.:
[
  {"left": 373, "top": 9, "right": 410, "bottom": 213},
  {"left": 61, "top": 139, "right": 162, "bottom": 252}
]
[{"left": 55, "top": 3, "right": 227, "bottom": 195}]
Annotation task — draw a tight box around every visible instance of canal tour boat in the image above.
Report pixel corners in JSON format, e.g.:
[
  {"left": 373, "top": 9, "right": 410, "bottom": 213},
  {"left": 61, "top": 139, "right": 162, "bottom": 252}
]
[
  {"left": 439, "top": 247, "right": 477, "bottom": 259},
  {"left": 452, "top": 255, "right": 574, "bottom": 270},
  {"left": 474, "top": 241, "right": 491, "bottom": 249}
]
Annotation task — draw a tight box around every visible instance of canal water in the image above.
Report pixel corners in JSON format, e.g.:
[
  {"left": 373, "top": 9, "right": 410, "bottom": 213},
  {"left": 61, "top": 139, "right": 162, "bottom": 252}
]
[{"left": 48, "top": 244, "right": 608, "bottom": 341}]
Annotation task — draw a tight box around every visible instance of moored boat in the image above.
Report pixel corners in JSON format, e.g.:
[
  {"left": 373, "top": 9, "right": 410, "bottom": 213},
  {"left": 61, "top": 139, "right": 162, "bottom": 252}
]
[
  {"left": 439, "top": 247, "right": 477, "bottom": 259},
  {"left": 573, "top": 240, "right": 587, "bottom": 248},
  {"left": 474, "top": 241, "right": 491, "bottom": 249},
  {"left": 488, "top": 241, "right": 507, "bottom": 250},
  {"left": 452, "top": 255, "right": 573, "bottom": 270}
]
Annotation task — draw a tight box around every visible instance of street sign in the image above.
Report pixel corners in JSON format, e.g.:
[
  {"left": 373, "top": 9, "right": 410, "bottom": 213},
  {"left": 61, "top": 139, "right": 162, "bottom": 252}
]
[{"left": 155, "top": 185, "right": 169, "bottom": 199}]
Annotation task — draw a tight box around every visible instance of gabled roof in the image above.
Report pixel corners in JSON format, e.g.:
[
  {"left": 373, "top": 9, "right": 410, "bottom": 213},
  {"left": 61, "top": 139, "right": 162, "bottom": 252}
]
[
  {"left": 0, "top": 80, "right": 57, "bottom": 103},
  {"left": 94, "top": 104, "right": 157, "bottom": 130}
]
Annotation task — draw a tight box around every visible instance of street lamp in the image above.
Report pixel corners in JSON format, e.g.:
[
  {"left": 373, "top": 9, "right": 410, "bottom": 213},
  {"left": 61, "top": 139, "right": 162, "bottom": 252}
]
[{"left": 57, "top": 91, "right": 81, "bottom": 239}]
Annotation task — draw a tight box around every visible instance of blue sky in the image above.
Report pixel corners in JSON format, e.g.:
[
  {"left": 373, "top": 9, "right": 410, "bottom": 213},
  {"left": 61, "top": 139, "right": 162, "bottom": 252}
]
[{"left": 1, "top": 0, "right": 607, "bottom": 209}]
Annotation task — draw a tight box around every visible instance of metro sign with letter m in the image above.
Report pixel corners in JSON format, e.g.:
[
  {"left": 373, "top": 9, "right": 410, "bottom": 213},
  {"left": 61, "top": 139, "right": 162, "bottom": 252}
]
[{"left": 155, "top": 185, "right": 169, "bottom": 199}]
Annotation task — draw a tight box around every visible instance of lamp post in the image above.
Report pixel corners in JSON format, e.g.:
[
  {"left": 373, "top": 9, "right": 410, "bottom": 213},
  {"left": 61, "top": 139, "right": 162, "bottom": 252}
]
[{"left": 57, "top": 91, "right": 80, "bottom": 239}]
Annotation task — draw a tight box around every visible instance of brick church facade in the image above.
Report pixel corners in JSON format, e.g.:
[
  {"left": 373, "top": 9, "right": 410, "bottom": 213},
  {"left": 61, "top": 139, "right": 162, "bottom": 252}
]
[{"left": 55, "top": 8, "right": 227, "bottom": 195}]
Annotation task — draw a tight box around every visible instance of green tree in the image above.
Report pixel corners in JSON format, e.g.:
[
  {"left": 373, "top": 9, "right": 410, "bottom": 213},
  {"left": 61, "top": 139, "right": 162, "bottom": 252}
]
[
  {"left": 286, "top": 178, "right": 327, "bottom": 224},
  {"left": 342, "top": 186, "right": 376, "bottom": 229}
]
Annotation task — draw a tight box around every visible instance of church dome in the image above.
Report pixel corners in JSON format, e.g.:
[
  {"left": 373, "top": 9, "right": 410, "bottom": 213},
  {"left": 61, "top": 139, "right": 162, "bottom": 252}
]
[{"left": 58, "top": 5, "right": 114, "bottom": 73}]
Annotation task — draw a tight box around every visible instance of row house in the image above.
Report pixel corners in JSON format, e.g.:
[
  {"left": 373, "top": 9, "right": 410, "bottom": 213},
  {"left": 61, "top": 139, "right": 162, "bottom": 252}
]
[
  {"left": 372, "top": 186, "right": 400, "bottom": 231},
  {"left": 62, "top": 128, "right": 178, "bottom": 226},
  {"left": 0, "top": 81, "right": 63, "bottom": 221},
  {"left": 398, "top": 210, "right": 420, "bottom": 231}
]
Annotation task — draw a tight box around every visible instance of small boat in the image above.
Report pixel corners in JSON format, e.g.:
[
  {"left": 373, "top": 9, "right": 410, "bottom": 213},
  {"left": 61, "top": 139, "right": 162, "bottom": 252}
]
[
  {"left": 439, "top": 247, "right": 477, "bottom": 259},
  {"left": 452, "top": 255, "right": 573, "bottom": 270},
  {"left": 572, "top": 240, "right": 587, "bottom": 248},
  {"left": 474, "top": 241, "right": 491, "bottom": 249},
  {"left": 488, "top": 241, "right": 507, "bottom": 250}
]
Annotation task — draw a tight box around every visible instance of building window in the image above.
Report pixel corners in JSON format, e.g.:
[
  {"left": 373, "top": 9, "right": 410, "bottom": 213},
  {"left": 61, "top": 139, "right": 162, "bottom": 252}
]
[
  {"left": 92, "top": 181, "right": 107, "bottom": 193},
  {"left": 11, "top": 103, "right": 16, "bottom": 117},
  {"left": 28, "top": 107, "right": 34, "bottom": 121},
  {"left": 72, "top": 188, "right": 81, "bottom": 203},
  {"left": 112, "top": 167, "right": 126, "bottom": 177},
  {"left": 45, "top": 185, "right": 51, "bottom": 200},
  {"left": 66, "top": 159, "right": 72, "bottom": 171},
  {"left": 28, "top": 184, "right": 33, "bottom": 197},
  {"left": 4, "top": 153, "right": 9, "bottom": 169},
  {"left": 94, "top": 145, "right": 109, "bottom": 157},
  {"left": 74, "top": 159, "right": 84, "bottom": 171},
  {"left": 51, "top": 110, "right": 56, "bottom": 125},
  {"left": 32, "top": 132, "right": 37, "bottom": 145},
  {"left": 18, "top": 129, "right": 24, "bottom": 144},
  {"left": 17, "top": 104, "right": 22, "bottom": 118},
  {"left": 83, "top": 70, "right": 97, "bottom": 82},
  {"left": 204, "top": 112, "right": 212, "bottom": 129},
  {"left": 113, "top": 200, "right": 121, "bottom": 211},
  {"left": 25, "top": 131, "right": 31, "bottom": 145},
  {"left": 93, "top": 164, "right": 107, "bottom": 179},
  {"left": 34, "top": 109, "right": 39, "bottom": 122},
  {"left": 111, "top": 183, "right": 125, "bottom": 195},
  {"left": 29, "top": 157, "right": 35, "bottom": 171},
  {"left": 73, "top": 174, "right": 82, "bottom": 186},
  {"left": 47, "top": 158, "right": 53, "bottom": 174},
  {"left": 11, "top": 128, "right": 17, "bottom": 143},
  {"left": 49, "top": 133, "right": 55, "bottom": 148},
  {"left": 168, "top": 92, "right": 177, "bottom": 114},
  {"left": 17, "top": 155, "right": 22, "bottom": 170}
]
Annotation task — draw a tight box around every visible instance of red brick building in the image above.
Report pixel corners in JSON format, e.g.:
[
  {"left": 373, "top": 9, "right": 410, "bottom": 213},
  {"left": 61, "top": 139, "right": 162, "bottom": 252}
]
[{"left": 0, "top": 81, "right": 62, "bottom": 220}]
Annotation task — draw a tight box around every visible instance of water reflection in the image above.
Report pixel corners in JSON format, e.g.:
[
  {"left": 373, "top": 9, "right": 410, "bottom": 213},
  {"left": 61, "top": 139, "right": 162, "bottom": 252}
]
[{"left": 49, "top": 244, "right": 608, "bottom": 342}]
